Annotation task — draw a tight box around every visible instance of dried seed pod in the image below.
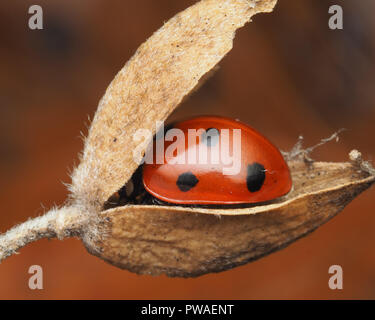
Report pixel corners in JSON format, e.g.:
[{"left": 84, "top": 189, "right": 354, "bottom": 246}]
[
  {"left": 1, "top": 0, "right": 374, "bottom": 278},
  {"left": 84, "top": 159, "right": 375, "bottom": 277}
]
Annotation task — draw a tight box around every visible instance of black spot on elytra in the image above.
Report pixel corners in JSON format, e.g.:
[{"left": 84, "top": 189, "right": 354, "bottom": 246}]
[
  {"left": 176, "top": 172, "right": 199, "bottom": 192},
  {"left": 201, "top": 128, "right": 220, "bottom": 147},
  {"left": 246, "top": 163, "right": 266, "bottom": 192}
]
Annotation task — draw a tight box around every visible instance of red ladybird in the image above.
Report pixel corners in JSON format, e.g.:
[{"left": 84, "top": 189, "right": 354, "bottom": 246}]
[{"left": 142, "top": 116, "right": 292, "bottom": 205}]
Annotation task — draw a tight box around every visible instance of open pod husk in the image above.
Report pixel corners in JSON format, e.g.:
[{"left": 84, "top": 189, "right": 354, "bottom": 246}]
[
  {"left": 84, "top": 159, "right": 374, "bottom": 277},
  {"left": 1, "top": 0, "right": 374, "bottom": 277},
  {"left": 35, "top": 0, "right": 375, "bottom": 274}
]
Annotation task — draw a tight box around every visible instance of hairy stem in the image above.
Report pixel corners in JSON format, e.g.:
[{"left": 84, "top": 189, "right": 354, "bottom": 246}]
[{"left": 0, "top": 206, "right": 85, "bottom": 263}]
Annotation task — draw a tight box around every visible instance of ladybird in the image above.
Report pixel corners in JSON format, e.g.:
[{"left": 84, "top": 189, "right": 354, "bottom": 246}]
[{"left": 142, "top": 116, "right": 292, "bottom": 205}]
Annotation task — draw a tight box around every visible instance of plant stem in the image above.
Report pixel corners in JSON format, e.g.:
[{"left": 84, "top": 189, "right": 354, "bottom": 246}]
[{"left": 0, "top": 206, "right": 85, "bottom": 263}]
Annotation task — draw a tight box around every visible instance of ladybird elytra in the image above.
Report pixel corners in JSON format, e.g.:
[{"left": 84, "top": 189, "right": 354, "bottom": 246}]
[{"left": 142, "top": 116, "right": 292, "bottom": 205}]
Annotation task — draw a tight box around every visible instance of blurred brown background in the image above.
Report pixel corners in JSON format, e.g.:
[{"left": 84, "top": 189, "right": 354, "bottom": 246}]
[{"left": 0, "top": 0, "right": 374, "bottom": 299}]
